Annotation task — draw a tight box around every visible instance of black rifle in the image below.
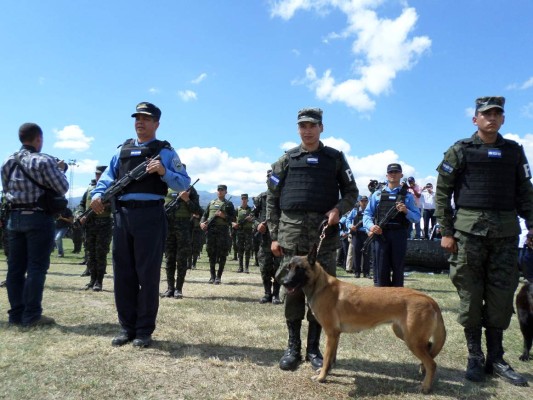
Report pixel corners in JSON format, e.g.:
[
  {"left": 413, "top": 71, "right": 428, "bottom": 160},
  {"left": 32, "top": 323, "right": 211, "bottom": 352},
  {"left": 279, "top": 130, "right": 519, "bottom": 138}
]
[
  {"left": 74, "top": 155, "right": 161, "bottom": 228},
  {"left": 206, "top": 196, "right": 233, "bottom": 228},
  {"left": 361, "top": 182, "right": 408, "bottom": 254},
  {"left": 165, "top": 178, "right": 200, "bottom": 217}
]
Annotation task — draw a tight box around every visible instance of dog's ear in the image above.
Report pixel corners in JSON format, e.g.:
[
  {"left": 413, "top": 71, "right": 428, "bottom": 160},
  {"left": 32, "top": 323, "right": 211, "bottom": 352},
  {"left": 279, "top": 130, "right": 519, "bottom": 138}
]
[{"left": 308, "top": 243, "right": 318, "bottom": 266}]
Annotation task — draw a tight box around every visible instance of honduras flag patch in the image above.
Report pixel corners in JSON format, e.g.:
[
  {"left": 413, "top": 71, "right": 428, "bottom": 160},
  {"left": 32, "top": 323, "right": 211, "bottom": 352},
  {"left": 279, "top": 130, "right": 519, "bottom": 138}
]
[{"left": 488, "top": 149, "right": 502, "bottom": 158}]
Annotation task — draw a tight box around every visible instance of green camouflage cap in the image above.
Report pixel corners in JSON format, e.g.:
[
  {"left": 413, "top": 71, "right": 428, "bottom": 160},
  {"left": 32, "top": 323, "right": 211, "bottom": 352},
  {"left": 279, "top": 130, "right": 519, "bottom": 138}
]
[
  {"left": 297, "top": 108, "right": 323, "bottom": 124},
  {"left": 475, "top": 96, "right": 505, "bottom": 113}
]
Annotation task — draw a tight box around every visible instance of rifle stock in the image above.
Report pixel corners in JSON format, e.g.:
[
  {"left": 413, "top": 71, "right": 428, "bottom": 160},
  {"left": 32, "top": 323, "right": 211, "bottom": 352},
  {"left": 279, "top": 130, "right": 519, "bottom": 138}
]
[
  {"left": 164, "top": 178, "right": 200, "bottom": 217},
  {"left": 74, "top": 155, "right": 162, "bottom": 227}
]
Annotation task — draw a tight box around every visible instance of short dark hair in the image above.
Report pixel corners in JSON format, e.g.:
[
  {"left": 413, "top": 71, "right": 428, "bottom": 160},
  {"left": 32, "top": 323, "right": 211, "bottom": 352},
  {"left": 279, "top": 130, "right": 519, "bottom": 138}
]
[{"left": 19, "top": 123, "right": 43, "bottom": 143}]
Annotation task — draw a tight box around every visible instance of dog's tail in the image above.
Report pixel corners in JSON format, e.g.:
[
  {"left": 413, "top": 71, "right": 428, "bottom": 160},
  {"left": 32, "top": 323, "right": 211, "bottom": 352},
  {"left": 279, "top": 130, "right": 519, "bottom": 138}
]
[{"left": 429, "top": 308, "right": 447, "bottom": 359}]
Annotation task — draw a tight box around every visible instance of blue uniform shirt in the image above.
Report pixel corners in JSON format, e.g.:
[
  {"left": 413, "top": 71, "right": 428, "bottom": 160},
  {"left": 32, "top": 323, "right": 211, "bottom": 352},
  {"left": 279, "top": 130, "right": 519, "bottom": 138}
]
[
  {"left": 363, "top": 185, "right": 420, "bottom": 231},
  {"left": 92, "top": 138, "right": 190, "bottom": 201}
]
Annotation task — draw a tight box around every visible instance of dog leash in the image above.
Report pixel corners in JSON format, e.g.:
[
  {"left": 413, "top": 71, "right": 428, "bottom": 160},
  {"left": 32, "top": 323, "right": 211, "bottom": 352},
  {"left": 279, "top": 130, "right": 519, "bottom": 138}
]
[{"left": 316, "top": 223, "right": 328, "bottom": 256}]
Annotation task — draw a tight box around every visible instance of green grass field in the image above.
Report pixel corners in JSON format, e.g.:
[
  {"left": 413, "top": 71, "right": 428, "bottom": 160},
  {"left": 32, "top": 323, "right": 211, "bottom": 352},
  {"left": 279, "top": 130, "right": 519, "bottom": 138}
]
[{"left": 0, "top": 241, "right": 532, "bottom": 400}]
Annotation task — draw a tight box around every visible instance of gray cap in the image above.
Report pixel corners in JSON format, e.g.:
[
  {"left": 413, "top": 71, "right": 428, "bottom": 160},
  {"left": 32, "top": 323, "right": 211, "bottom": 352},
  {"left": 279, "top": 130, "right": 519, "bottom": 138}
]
[
  {"left": 297, "top": 108, "right": 323, "bottom": 124},
  {"left": 475, "top": 96, "right": 505, "bottom": 113}
]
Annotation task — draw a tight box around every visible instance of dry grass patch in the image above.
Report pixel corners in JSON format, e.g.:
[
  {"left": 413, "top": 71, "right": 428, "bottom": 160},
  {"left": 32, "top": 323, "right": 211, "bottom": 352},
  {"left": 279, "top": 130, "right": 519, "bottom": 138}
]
[{"left": 1, "top": 243, "right": 532, "bottom": 399}]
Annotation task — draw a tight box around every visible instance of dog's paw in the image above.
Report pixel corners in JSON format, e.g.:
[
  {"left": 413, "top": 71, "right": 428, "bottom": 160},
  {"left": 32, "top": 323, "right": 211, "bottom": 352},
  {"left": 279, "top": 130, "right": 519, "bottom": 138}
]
[
  {"left": 519, "top": 354, "right": 530, "bottom": 361},
  {"left": 420, "top": 384, "right": 432, "bottom": 395},
  {"left": 312, "top": 370, "right": 327, "bottom": 383}
]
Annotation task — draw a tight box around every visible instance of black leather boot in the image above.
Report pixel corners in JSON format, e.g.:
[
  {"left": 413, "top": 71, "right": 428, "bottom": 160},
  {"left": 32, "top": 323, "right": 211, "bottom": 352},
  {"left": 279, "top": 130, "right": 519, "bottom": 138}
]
[
  {"left": 209, "top": 260, "right": 216, "bottom": 283},
  {"left": 279, "top": 320, "right": 302, "bottom": 370},
  {"left": 93, "top": 271, "right": 104, "bottom": 292},
  {"left": 464, "top": 327, "right": 485, "bottom": 382},
  {"left": 272, "top": 281, "right": 282, "bottom": 304},
  {"left": 260, "top": 278, "right": 272, "bottom": 304},
  {"left": 485, "top": 328, "right": 528, "bottom": 386},
  {"left": 161, "top": 273, "right": 175, "bottom": 297},
  {"left": 306, "top": 321, "right": 323, "bottom": 370}
]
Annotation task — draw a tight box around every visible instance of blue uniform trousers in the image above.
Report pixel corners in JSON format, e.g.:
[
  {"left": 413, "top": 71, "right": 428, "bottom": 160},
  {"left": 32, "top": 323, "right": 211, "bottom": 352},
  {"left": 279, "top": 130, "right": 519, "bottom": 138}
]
[
  {"left": 112, "top": 203, "right": 167, "bottom": 337},
  {"left": 373, "top": 228, "right": 408, "bottom": 287},
  {"left": 6, "top": 210, "right": 55, "bottom": 325}
]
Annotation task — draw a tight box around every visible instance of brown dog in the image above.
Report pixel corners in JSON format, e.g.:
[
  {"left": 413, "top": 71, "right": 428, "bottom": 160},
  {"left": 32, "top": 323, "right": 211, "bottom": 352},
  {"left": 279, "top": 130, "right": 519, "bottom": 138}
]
[
  {"left": 283, "top": 244, "right": 446, "bottom": 394},
  {"left": 516, "top": 282, "right": 533, "bottom": 361}
]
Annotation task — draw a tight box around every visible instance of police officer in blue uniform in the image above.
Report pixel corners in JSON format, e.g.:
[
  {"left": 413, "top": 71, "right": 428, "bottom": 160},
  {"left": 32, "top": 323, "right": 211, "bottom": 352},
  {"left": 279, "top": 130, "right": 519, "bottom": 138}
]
[
  {"left": 91, "top": 102, "right": 190, "bottom": 348},
  {"left": 363, "top": 163, "right": 420, "bottom": 287}
]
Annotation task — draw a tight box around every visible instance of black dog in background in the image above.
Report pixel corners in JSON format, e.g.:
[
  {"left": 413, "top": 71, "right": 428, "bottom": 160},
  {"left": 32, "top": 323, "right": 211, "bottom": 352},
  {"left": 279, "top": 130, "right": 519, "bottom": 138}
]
[{"left": 516, "top": 282, "right": 533, "bottom": 361}]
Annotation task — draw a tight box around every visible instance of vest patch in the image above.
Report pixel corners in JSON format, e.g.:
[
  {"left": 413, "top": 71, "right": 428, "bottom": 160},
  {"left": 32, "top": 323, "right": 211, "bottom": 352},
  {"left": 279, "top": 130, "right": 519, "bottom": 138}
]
[
  {"left": 130, "top": 150, "right": 142, "bottom": 156},
  {"left": 307, "top": 157, "right": 319, "bottom": 165},
  {"left": 488, "top": 149, "right": 502, "bottom": 158}
]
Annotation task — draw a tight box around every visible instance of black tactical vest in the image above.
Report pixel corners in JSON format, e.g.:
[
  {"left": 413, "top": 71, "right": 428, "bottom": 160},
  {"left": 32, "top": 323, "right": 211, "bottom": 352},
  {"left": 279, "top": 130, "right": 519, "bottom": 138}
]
[
  {"left": 118, "top": 139, "right": 170, "bottom": 196},
  {"left": 279, "top": 146, "right": 339, "bottom": 213},
  {"left": 454, "top": 140, "right": 519, "bottom": 210},
  {"left": 376, "top": 190, "right": 409, "bottom": 228}
]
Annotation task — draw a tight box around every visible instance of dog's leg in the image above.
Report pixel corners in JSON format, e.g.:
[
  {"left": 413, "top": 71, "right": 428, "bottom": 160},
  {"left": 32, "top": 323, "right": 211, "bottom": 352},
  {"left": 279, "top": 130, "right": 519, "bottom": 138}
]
[
  {"left": 392, "top": 323, "right": 405, "bottom": 341},
  {"left": 314, "top": 331, "right": 339, "bottom": 382},
  {"left": 405, "top": 338, "right": 437, "bottom": 394}
]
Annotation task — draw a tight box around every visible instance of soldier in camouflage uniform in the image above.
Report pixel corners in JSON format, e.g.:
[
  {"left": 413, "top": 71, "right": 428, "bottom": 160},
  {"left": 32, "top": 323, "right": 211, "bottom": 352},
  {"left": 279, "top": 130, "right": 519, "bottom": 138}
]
[
  {"left": 254, "top": 173, "right": 282, "bottom": 304},
  {"left": 233, "top": 193, "right": 255, "bottom": 273},
  {"left": 267, "top": 108, "right": 358, "bottom": 372},
  {"left": 200, "top": 184, "right": 236, "bottom": 284},
  {"left": 79, "top": 166, "right": 112, "bottom": 291},
  {"left": 435, "top": 96, "right": 533, "bottom": 387},
  {"left": 188, "top": 211, "right": 204, "bottom": 269},
  {"left": 161, "top": 185, "right": 201, "bottom": 299}
]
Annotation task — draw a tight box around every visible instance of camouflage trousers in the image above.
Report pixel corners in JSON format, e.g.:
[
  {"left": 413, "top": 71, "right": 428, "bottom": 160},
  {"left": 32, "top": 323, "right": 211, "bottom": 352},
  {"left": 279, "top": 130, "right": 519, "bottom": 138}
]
[
  {"left": 85, "top": 218, "right": 112, "bottom": 275},
  {"left": 206, "top": 225, "right": 230, "bottom": 263},
  {"left": 278, "top": 247, "right": 336, "bottom": 321},
  {"left": 259, "top": 244, "right": 281, "bottom": 282},
  {"left": 191, "top": 227, "right": 204, "bottom": 257},
  {"left": 449, "top": 230, "right": 519, "bottom": 330},
  {"left": 165, "top": 218, "right": 192, "bottom": 290},
  {"left": 236, "top": 228, "right": 253, "bottom": 264}
]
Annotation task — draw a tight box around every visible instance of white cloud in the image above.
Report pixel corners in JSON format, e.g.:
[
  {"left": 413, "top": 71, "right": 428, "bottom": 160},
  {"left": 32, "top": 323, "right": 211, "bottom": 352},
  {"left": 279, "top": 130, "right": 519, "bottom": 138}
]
[
  {"left": 53, "top": 125, "right": 95, "bottom": 152},
  {"left": 177, "top": 147, "right": 271, "bottom": 196},
  {"left": 178, "top": 90, "right": 197, "bottom": 102},
  {"left": 148, "top": 87, "right": 160, "bottom": 94},
  {"left": 465, "top": 107, "right": 475, "bottom": 118},
  {"left": 520, "top": 102, "right": 533, "bottom": 119},
  {"left": 191, "top": 73, "right": 207, "bottom": 84},
  {"left": 272, "top": 1, "right": 431, "bottom": 111},
  {"left": 507, "top": 76, "right": 533, "bottom": 90}
]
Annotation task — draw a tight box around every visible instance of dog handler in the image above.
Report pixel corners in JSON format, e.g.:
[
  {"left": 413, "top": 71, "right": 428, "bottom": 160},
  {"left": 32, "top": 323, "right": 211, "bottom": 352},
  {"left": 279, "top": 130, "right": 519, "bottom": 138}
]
[
  {"left": 266, "top": 108, "right": 358, "bottom": 371},
  {"left": 435, "top": 96, "right": 533, "bottom": 386}
]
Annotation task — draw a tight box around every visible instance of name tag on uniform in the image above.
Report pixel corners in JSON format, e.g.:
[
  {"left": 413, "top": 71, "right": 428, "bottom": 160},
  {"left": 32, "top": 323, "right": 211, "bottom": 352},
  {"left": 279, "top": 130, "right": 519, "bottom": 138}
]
[
  {"left": 307, "top": 157, "right": 319, "bottom": 165},
  {"left": 130, "top": 150, "right": 142, "bottom": 156},
  {"left": 389, "top": 195, "right": 397, "bottom": 201},
  {"left": 488, "top": 149, "right": 502, "bottom": 158}
]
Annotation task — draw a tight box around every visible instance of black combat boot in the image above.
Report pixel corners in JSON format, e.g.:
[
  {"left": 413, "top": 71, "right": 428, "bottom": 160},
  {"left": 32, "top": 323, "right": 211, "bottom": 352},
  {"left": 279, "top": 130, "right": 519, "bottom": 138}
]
[
  {"left": 272, "top": 281, "right": 282, "bottom": 304},
  {"left": 175, "top": 275, "right": 185, "bottom": 299},
  {"left": 464, "top": 327, "right": 485, "bottom": 382},
  {"left": 237, "top": 257, "right": 243, "bottom": 273},
  {"left": 93, "top": 271, "right": 104, "bottom": 292},
  {"left": 485, "top": 328, "right": 528, "bottom": 386},
  {"left": 84, "top": 270, "right": 96, "bottom": 290},
  {"left": 191, "top": 255, "right": 198, "bottom": 269},
  {"left": 215, "top": 257, "right": 226, "bottom": 284},
  {"left": 80, "top": 267, "right": 90, "bottom": 277},
  {"left": 209, "top": 261, "right": 216, "bottom": 284},
  {"left": 306, "top": 321, "right": 323, "bottom": 370},
  {"left": 244, "top": 256, "right": 250, "bottom": 274},
  {"left": 279, "top": 320, "right": 302, "bottom": 371},
  {"left": 260, "top": 278, "right": 272, "bottom": 304}
]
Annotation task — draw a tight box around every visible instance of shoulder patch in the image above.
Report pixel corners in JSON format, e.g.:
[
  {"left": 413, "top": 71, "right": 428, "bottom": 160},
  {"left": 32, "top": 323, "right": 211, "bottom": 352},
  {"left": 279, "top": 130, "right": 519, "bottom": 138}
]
[
  {"left": 269, "top": 173, "right": 280, "bottom": 187},
  {"left": 440, "top": 161, "right": 454, "bottom": 174}
]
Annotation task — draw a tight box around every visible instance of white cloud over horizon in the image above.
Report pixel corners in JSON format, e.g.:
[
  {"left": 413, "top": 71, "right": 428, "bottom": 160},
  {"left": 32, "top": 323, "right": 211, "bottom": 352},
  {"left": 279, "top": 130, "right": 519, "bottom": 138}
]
[
  {"left": 53, "top": 125, "right": 94, "bottom": 152},
  {"left": 191, "top": 73, "right": 207, "bottom": 84},
  {"left": 271, "top": 0, "right": 431, "bottom": 111}
]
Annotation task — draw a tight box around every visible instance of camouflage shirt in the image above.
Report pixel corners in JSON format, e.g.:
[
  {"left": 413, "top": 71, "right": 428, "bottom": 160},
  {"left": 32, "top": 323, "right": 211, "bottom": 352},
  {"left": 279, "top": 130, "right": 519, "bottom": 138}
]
[{"left": 435, "top": 132, "right": 533, "bottom": 237}]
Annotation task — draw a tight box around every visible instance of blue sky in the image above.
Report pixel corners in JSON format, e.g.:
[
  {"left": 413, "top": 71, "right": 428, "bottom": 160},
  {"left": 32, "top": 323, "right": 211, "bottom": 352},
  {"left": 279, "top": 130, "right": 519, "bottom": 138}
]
[{"left": 1, "top": 0, "right": 532, "bottom": 201}]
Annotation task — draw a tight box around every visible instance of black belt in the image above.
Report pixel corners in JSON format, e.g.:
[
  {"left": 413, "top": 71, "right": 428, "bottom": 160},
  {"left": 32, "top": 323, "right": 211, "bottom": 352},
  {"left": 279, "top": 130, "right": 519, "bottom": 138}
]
[
  {"left": 10, "top": 203, "right": 38, "bottom": 209},
  {"left": 383, "top": 224, "right": 407, "bottom": 231},
  {"left": 118, "top": 199, "right": 163, "bottom": 209}
]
